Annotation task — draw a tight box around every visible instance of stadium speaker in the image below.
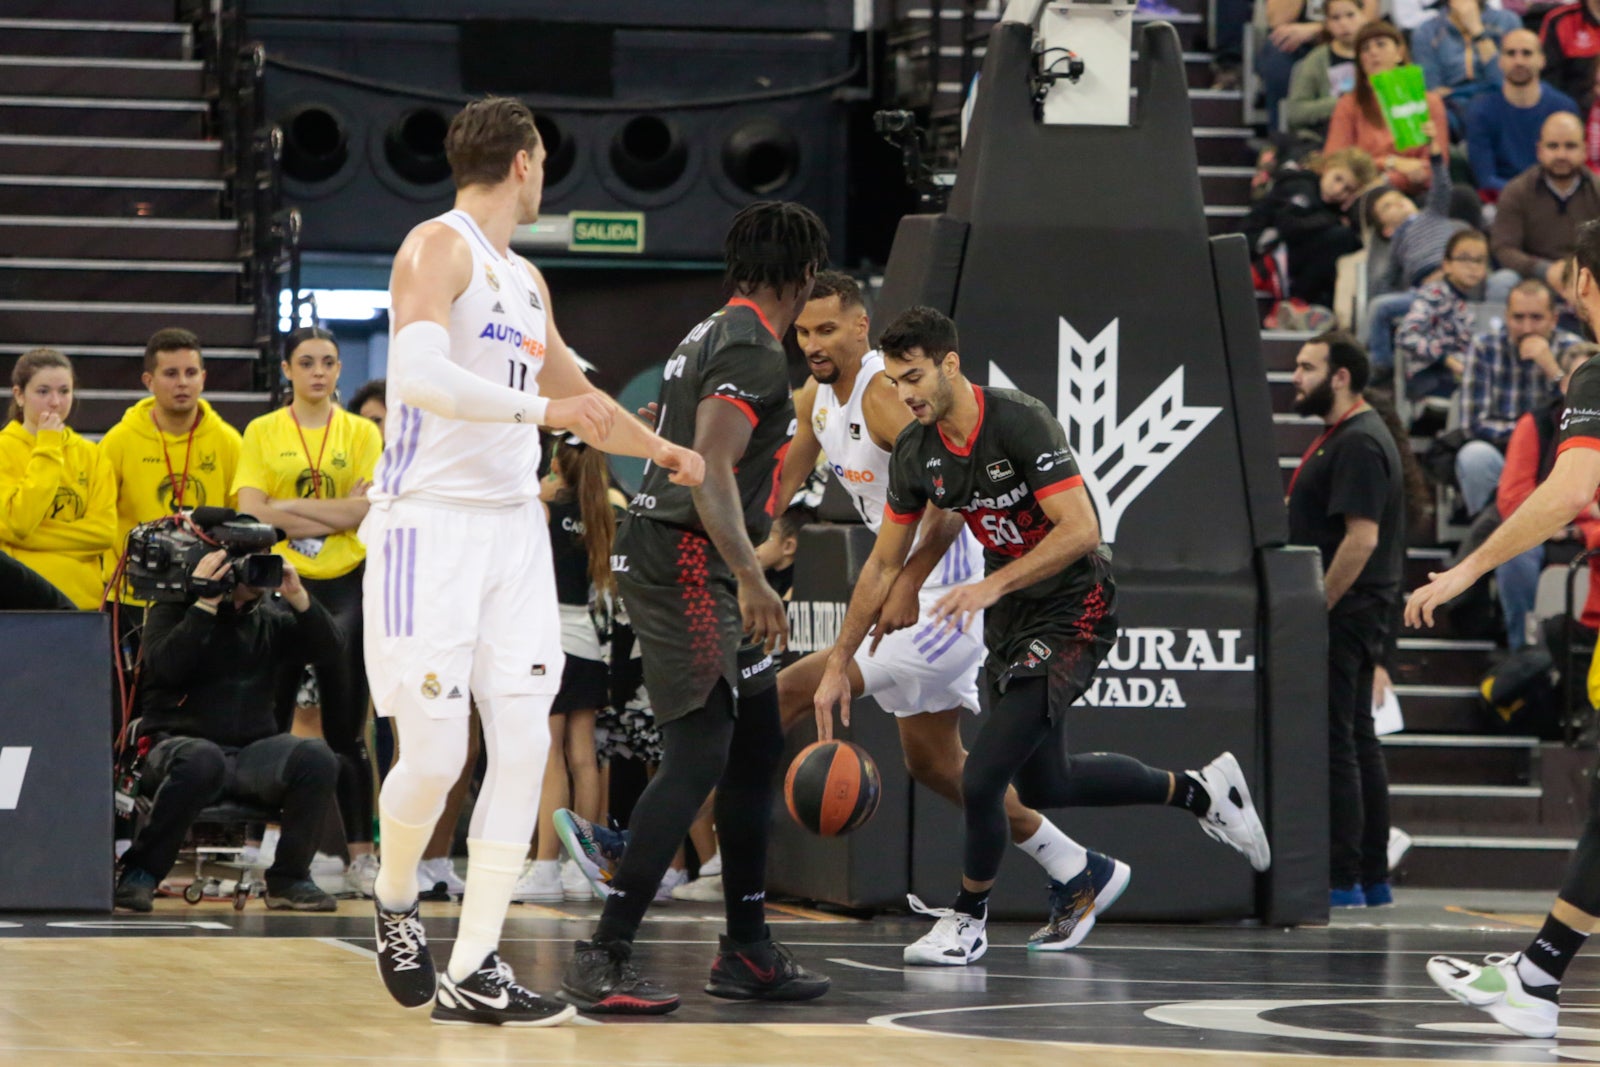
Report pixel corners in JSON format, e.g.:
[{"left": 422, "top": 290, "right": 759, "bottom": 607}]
[{"left": 260, "top": 24, "right": 853, "bottom": 259}]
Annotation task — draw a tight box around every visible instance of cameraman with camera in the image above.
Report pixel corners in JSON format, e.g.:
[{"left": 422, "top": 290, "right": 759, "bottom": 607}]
[{"left": 114, "top": 545, "right": 343, "bottom": 912}]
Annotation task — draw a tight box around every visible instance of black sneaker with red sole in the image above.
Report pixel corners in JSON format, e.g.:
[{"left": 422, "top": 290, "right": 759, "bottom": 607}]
[
  {"left": 705, "top": 934, "right": 830, "bottom": 1001},
  {"left": 558, "top": 939, "right": 680, "bottom": 1015}
]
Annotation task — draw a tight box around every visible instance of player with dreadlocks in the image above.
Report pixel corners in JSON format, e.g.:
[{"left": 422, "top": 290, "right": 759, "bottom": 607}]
[{"left": 557, "top": 202, "right": 833, "bottom": 1014}]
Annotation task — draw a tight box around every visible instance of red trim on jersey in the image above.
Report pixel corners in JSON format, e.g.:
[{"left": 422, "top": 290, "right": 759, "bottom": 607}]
[
  {"left": 1558, "top": 436, "right": 1600, "bottom": 455},
  {"left": 1035, "top": 474, "right": 1083, "bottom": 500},
  {"left": 885, "top": 503, "right": 924, "bottom": 525},
  {"left": 727, "top": 297, "right": 780, "bottom": 341},
  {"left": 709, "top": 393, "right": 759, "bottom": 426},
  {"left": 765, "top": 440, "right": 792, "bottom": 517},
  {"left": 936, "top": 384, "right": 985, "bottom": 457}
]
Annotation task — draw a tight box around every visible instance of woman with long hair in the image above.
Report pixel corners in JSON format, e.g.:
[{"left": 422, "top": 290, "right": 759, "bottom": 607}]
[
  {"left": 0, "top": 348, "right": 117, "bottom": 608},
  {"left": 234, "top": 327, "right": 384, "bottom": 896},
  {"left": 1325, "top": 21, "right": 1451, "bottom": 197},
  {"left": 516, "top": 436, "right": 616, "bottom": 902}
]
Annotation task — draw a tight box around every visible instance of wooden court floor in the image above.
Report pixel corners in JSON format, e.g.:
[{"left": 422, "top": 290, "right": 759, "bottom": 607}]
[{"left": 2, "top": 890, "right": 1596, "bottom": 1067}]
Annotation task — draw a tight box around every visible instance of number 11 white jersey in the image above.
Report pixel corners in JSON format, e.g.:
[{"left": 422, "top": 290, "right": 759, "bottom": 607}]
[{"left": 373, "top": 209, "right": 548, "bottom": 511}]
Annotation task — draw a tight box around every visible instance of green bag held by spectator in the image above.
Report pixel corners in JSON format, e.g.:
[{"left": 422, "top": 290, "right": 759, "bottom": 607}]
[{"left": 1369, "top": 65, "right": 1430, "bottom": 151}]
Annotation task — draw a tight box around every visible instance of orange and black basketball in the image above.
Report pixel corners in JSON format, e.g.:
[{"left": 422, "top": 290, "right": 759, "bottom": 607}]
[{"left": 784, "top": 740, "right": 882, "bottom": 836}]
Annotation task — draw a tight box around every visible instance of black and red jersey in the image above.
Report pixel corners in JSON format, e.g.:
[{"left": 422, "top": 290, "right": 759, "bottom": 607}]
[
  {"left": 1540, "top": 3, "right": 1600, "bottom": 102},
  {"left": 884, "top": 385, "right": 1108, "bottom": 602},
  {"left": 630, "top": 298, "right": 795, "bottom": 544}
]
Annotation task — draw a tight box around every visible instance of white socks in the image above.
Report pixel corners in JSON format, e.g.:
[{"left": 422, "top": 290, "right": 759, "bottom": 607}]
[
  {"left": 374, "top": 808, "right": 436, "bottom": 912},
  {"left": 1015, "top": 818, "right": 1088, "bottom": 883},
  {"left": 698, "top": 851, "right": 722, "bottom": 878},
  {"left": 448, "top": 838, "right": 529, "bottom": 983}
]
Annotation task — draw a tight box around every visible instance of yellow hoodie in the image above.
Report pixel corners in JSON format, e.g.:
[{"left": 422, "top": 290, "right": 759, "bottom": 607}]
[
  {"left": 98, "top": 397, "right": 244, "bottom": 602},
  {"left": 0, "top": 421, "right": 118, "bottom": 608}
]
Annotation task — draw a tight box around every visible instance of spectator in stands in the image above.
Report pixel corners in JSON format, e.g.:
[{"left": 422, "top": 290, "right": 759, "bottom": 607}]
[
  {"left": 0, "top": 348, "right": 117, "bottom": 609},
  {"left": 1412, "top": 0, "right": 1523, "bottom": 125},
  {"left": 1538, "top": 0, "right": 1600, "bottom": 104},
  {"left": 1487, "top": 111, "right": 1600, "bottom": 302},
  {"left": 1260, "top": 0, "right": 1381, "bottom": 129},
  {"left": 1467, "top": 31, "right": 1580, "bottom": 200},
  {"left": 234, "top": 327, "right": 383, "bottom": 898},
  {"left": 1326, "top": 21, "right": 1453, "bottom": 198},
  {"left": 1457, "top": 279, "right": 1582, "bottom": 516},
  {"left": 1286, "top": 0, "right": 1372, "bottom": 145},
  {"left": 1243, "top": 147, "right": 1374, "bottom": 307},
  {"left": 1365, "top": 124, "right": 1468, "bottom": 375},
  {"left": 113, "top": 549, "right": 342, "bottom": 913},
  {"left": 1396, "top": 229, "right": 1493, "bottom": 399},
  {"left": 1492, "top": 341, "right": 1600, "bottom": 648},
  {"left": 1286, "top": 330, "right": 1404, "bottom": 909},
  {"left": 347, "top": 377, "right": 387, "bottom": 435},
  {"left": 99, "top": 328, "right": 243, "bottom": 608}
]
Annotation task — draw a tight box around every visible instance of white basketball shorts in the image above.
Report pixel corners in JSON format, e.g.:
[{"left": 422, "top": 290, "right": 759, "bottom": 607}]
[
  {"left": 854, "top": 585, "right": 983, "bottom": 717},
  {"left": 361, "top": 496, "right": 564, "bottom": 719}
]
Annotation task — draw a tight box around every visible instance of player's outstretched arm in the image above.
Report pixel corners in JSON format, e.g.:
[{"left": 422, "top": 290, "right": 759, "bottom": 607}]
[
  {"left": 1408, "top": 446, "right": 1600, "bottom": 628},
  {"left": 931, "top": 482, "right": 1100, "bottom": 635},
  {"left": 691, "top": 398, "right": 785, "bottom": 653},
  {"left": 526, "top": 265, "right": 702, "bottom": 485},
  {"left": 815, "top": 515, "right": 918, "bottom": 739},
  {"left": 871, "top": 506, "right": 965, "bottom": 651},
  {"left": 388, "top": 227, "right": 611, "bottom": 435}
]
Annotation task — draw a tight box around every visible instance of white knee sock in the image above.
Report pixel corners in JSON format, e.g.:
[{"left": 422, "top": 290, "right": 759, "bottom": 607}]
[
  {"left": 374, "top": 808, "right": 437, "bottom": 912},
  {"left": 1015, "top": 818, "right": 1088, "bottom": 883},
  {"left": 448, "top": 837, "right": 529, "bottom": 982}
]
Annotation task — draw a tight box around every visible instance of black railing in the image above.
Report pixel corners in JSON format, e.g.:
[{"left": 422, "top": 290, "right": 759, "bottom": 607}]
[{"left": 193, "top": 0, "right": 309, "bottom": 392}]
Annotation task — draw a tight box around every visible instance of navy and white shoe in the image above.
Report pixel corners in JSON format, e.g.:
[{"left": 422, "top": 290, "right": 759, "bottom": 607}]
[
  {"left": 1193, "top": 751, "right": 1272, "bottom": 871},
  {"left": 903, "top": 894, "right": 987, "bottom": 966},
  {"left": 432, "top": 952, "right": 577, "bottom": 1027},
  {"left": 374, "top": 898, "right": 436, "bottom": 1008},
  {"left": 1028, "top": 851, "right": 1132, "bottom": 952},
  {"left": 553, "top": 808, "right": 628, "bottom": 898}
]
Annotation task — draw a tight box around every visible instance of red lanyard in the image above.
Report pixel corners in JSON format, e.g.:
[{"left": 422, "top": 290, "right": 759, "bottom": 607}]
[
  {"left": 289, "top": 405, "right": 333, "bottom": 499},
  {"left": 1286, "top": 400, "right": 1366, "bottom": 500},
  {"left": 153, "top": 408, "right": 200, "bottom": 511}
]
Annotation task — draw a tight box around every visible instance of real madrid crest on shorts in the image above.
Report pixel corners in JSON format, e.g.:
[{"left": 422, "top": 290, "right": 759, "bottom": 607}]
[
  {"left": 421, "top": 672, "right": 442, "bottom": 699},
  {"left": 484, "top": 263, "right": 500, "bottom": 292}
]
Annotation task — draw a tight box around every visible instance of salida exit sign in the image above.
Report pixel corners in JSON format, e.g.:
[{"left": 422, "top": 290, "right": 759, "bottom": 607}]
[{"left": 569, "top": 212, "right": 644, "bottom": 253}]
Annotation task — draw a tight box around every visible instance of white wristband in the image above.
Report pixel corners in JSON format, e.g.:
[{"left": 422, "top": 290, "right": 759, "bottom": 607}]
[{"left": 525, "top": 394, "right": 550, "bottom": 425}]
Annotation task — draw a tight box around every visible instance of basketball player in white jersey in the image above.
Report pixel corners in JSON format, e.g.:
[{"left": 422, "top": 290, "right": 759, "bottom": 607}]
[
  {"left": 780, "top": 274, "right": 1263, "bottom": 959},
  {"left": 366, "top": 96, "right": 703, "bottom": 1026}
]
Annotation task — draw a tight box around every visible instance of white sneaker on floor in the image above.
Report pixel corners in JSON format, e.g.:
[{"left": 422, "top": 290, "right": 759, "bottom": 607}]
[
  {"left": 655, "top": 867, "right": 689, "bottom": 902},
  {"left": 311, "top": 851, "right": 344, "bottom": 877},
  {"left": 671, "top": 873, "right": 724, "bottom": 902},
  {"left": 1427, "top": 952, "right": 1559, "bottom": 1038},
  {"left": 697, "top": 852, "right": 722, "bottom": 879},
  {"left": 345, "top": 853, "right": 379, "bottom": 898},
  {"left": 903, "top": 894, "right": 988, "bottom": 966},
  {"left": 560, "top": 859, "right": 593, "bottom": 901},
  {"left": 418, "top": 856, "right": 465, "bottom": 899},
  {"left": 1389, "top": 826, "right": 1414, "bottom": 872},
  {"left": 511, "top": 860, "right": 564, "bottom": 903},
  {"left": 1192, "top": 751, "right": 1272, "bottom": 872}
]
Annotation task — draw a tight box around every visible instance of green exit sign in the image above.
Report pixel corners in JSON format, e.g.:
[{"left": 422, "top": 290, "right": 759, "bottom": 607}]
[{"left": 569, "top": 212, "right": 644, "bottom": 254}]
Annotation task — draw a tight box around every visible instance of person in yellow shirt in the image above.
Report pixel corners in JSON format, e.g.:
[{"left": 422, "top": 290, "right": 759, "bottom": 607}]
[
  {"left": 100, "top": 328, "right": 244, "bottom": 610},
  {"left": 235, "top": 327, "right": 383, "bottom": 894},
  {"left": 0, "top": 348, "right": 117, "bottom": 609}
]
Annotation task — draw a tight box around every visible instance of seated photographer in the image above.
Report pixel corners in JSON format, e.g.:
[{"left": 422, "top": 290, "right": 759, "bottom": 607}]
[{"left": 114, "top": 547, "right": 342, "bottom": 912}]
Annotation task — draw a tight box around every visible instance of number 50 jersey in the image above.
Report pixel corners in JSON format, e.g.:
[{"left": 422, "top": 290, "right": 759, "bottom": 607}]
[
  {"left": 885, "top": 385, "right": 1110, "bottom": 603},
  {"left": 630, "top": 298, "right": 795, "bottom": 544}
]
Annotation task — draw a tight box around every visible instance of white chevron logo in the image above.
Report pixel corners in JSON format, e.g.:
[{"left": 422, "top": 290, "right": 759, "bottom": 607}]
[{"left": 990, "top": 317, "right": 1220, "bottom": 543}]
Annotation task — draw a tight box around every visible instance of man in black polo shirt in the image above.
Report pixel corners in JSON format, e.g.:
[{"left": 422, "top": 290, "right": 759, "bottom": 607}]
[
  {"left": 816, "top": 306, "right": 1271, "bottom": 967},
  {"left": 1412, "top": 218, "right": 1600, "bottom": 1040},
  {"left": 1286, "top": 329, "right": 1405, "bottom": 911}
]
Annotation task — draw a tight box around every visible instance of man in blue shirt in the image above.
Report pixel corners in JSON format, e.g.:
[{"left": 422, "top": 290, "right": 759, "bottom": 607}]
[{"left": 1467, "top": 30, "right": 1580, "bottom": 198}]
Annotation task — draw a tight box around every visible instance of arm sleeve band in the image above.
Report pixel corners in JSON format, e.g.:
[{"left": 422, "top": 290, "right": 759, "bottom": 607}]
[{"left": 391, "top": 320, "right": 550, "bottom": 426}]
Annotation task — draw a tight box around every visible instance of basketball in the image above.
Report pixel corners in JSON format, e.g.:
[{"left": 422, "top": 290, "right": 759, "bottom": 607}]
[{"left": 784, "top": 740, "right": 882, "bottom": 836}]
